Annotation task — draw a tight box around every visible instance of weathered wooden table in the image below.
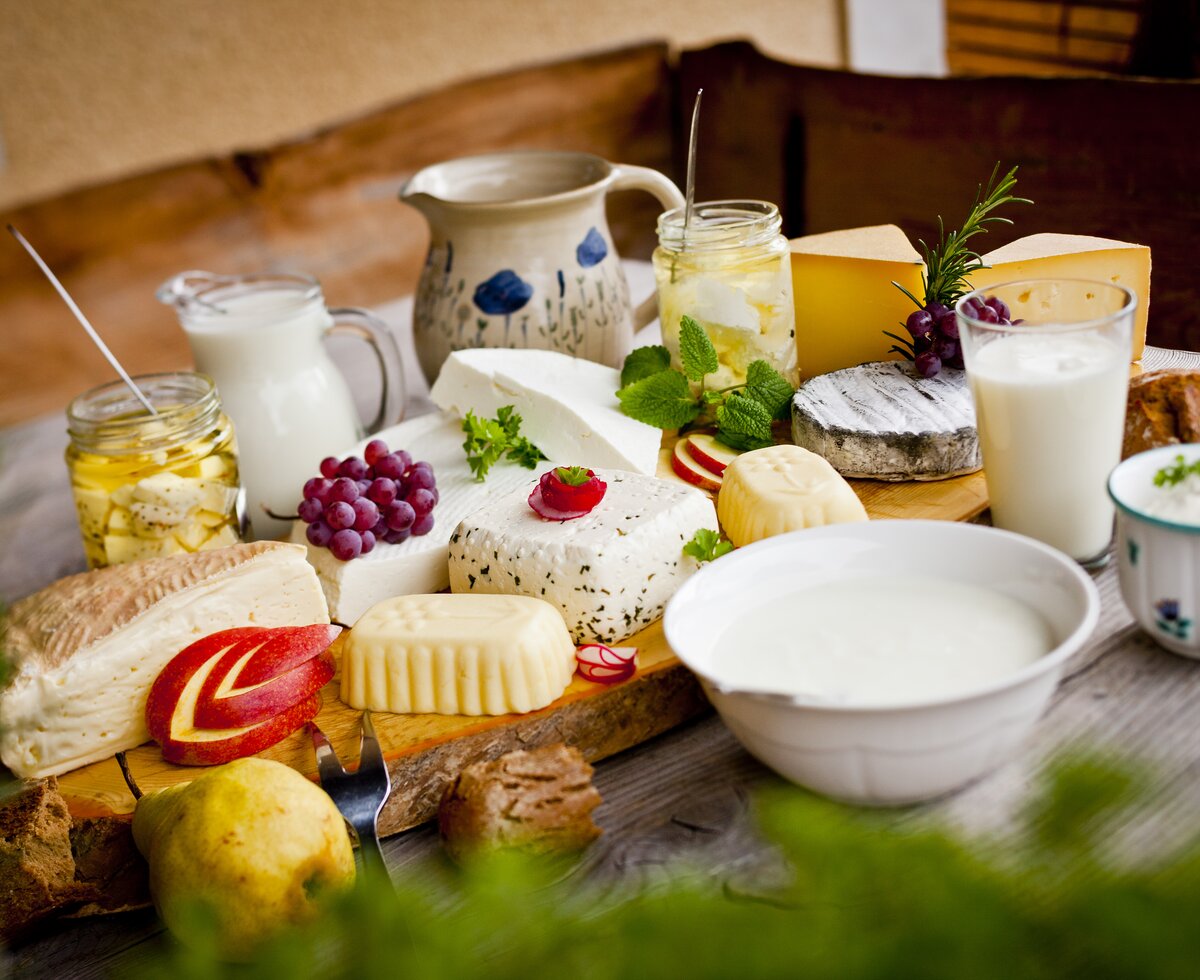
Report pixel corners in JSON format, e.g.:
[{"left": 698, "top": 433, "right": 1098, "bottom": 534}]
[{"left": 4, "top": 346, "right": 1200, "bottom": 978}]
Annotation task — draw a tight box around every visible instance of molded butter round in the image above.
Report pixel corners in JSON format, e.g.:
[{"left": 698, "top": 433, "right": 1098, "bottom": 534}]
[
  {"left": 717, "top": 444, "right": 867, "bottom": 547},
  {"left": 340, "top": 594, "right": 576, "bottom": 716}
]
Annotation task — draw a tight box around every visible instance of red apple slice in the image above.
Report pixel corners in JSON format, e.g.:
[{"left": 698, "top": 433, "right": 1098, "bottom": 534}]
[
  {"left": 671, "top": 438, "right": 722, "bottom": 492},
  {"left": 685, "top": 433, "right": 741, "bottom": 477},
  {"left": 159, "top": 693, "right": 323, "bottom": 767}
]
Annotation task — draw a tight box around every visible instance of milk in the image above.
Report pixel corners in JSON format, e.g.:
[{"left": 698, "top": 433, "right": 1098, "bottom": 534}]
[
  {"left": 710, "top": 576, "right": 1053, "bottom": 705},
  {"left": 181, "top": 289, "right": 363, "bottom": 540},
  {"left": 968, "top": 332, "right": 1128, "bottom": 561}
]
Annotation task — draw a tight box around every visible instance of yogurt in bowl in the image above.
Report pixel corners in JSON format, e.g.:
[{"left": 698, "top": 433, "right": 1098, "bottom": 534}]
[
  {"left": 1109, "top": 443, "right": 1200, "bottom": 658},
  {"left": 663, "top": 520, "right": 1099, "bottom": 805}
]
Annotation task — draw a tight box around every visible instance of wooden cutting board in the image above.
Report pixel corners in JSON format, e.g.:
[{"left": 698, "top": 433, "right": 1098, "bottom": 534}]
[{"left": 55, "top": 459, "right": 988, "bottom": 837}]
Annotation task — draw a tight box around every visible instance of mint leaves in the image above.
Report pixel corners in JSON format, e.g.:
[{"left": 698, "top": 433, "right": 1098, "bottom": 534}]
[
  {"left": 462, "top": 406, "right": 545, "bottom": 482},
  {"left": 554, "top": 465, "right": 591, "bottom": 487},
  {"left": 616, "top": 316, "right": 794, "bottom": 451},
  {"left": 683, "top": 528, "right": 733, "bottom": 563}
]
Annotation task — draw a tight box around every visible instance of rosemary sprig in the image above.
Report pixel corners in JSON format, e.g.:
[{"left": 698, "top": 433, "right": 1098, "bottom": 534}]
[{"left": 895, "top": 163, "right": 1033, "bottom": 312}]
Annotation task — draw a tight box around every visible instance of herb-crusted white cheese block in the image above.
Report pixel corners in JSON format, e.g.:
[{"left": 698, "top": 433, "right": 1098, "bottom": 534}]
[
  {"left": 790, "top": 361, "right": 980, "bottom": 481},
  {"left": 447, "top": 471, "right": 718, "bottom": 644}
]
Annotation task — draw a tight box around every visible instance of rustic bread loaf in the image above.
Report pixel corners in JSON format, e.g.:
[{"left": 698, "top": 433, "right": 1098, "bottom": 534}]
[
  {"left": 1123, "top": 370, "right": 1200, "bottom": 458},
  {"left": 438, "top": 744, "right": 602, "bottom": 861}
]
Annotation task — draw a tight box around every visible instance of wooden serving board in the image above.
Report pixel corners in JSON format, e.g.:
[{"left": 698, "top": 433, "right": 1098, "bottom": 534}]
[{"left": 55, "top": 455, "right": 988, "bottom": 838}]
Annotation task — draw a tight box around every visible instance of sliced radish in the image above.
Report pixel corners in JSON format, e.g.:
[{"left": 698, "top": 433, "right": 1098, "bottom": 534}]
[{"left": 576, "top": 644, "right": 638, "bottom": 684}]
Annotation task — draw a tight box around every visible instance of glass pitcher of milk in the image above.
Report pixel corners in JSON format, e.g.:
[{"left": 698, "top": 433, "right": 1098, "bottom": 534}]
[{"left": 158, "top": 272, "right": 405, "bottom": 540}]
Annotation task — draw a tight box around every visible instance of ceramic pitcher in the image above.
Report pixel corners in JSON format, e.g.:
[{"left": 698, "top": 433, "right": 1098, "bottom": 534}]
[
  {"left": 158, "top": 271, "right": 405, "bottom": 540},
  {"left": 400, "top": 150, "right": 684, "bottom": 383}
]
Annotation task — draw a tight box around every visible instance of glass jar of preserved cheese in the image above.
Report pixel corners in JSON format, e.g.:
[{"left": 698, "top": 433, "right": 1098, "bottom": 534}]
[
  {"left": 653, "top": 201, "right": 796, "bottom": 388},
  {"left": 66, "top": 372, "right": 242, "bottom": 569}
]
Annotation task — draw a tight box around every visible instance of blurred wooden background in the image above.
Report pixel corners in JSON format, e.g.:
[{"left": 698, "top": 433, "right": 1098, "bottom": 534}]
[{"left": 2, "top": 36, "right": 1198, "bottom": 425}]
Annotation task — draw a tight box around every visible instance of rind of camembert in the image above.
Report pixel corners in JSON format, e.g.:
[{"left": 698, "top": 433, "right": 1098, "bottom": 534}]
[
  {"left": 340, "top": 594, "right": 576, "bottom": 716},
  {"left": 718, "top": 445, "right": 868, "bottom": 547}
]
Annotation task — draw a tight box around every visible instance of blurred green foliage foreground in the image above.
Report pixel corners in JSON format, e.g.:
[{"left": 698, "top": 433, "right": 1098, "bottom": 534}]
[{"left": 129, "top": 754, "right": 1199, "bottom": 980}]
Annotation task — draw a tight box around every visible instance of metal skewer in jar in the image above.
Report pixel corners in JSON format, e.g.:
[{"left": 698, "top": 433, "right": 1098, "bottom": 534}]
[
  {"left": 653, "top": 201, "right": 797, "bottom": 388},
  {"left": 66, "top": 372, "right": 242, "bottom": 568}
]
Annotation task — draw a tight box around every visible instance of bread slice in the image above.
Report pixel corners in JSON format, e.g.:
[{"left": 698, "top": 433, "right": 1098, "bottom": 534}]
[
  {"left": 1124, "top": 370, "right": 1200, "bottom": 458},
  {"left": 0, "top": 542, "right": 329, "bottom": 779}
]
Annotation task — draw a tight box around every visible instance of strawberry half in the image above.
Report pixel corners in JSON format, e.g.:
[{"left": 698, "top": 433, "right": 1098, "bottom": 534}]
[{"left": 529, "top": 467, "right": 607, "bottom": 520}]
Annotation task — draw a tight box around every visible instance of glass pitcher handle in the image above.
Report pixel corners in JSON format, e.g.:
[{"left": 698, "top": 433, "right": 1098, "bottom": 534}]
[{"left": 326, "top": 308, "right": 406, "bottom": 434}]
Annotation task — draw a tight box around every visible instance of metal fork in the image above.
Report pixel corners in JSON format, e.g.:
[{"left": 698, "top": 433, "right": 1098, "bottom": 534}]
[{"left": 308, "top": 712, "right": 391, "bottom": 879}]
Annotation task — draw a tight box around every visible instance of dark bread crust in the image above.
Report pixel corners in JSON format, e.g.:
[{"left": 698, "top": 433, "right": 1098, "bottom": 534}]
[{"left": 1124, "top": 370, "right": 1200, "bottom": 458}]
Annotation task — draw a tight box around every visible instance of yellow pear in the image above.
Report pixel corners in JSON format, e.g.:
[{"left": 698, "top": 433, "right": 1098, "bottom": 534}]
[{"left": 132, "top": 757, "right": 356, "bottom": 959}]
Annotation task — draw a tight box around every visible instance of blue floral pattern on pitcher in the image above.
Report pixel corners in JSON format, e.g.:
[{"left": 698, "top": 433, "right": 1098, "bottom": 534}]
[
  {"left": 576, "top": 227, "right": 608, "bottom": 268},
  {"left": 1154, "top": 598, "right": 1191, "bottom": 640}
]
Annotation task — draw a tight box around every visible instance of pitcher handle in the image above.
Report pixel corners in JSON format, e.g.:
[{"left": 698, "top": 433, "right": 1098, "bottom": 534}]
[
  {"left": 608, "top": 164, "right": 685, "bottom": 331},
  {"left": 326, "top": 308, "right": 407, "bottom": 434}
]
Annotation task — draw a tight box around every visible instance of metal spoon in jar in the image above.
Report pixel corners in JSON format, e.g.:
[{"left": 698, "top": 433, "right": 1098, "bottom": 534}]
[
  {"left": 683, "top": 88, "right": 703, "bottom": 239},
  {"left": 7, "top": 224, "right": 158, "bottom": 416}
]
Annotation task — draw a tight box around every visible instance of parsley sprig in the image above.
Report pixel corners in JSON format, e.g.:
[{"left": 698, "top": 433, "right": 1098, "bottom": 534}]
[
  {"left": 683, "top": 528, "right": 733, "bottom": 563},
  {"left": 1153, "top": 454, "right": 1200, "bottom": 488},
  {"left": 616, "top": 316, "right": 793, "bottom": 450},
  {"left": 461, "top": 406, "right": 545, "bottom": 482}
]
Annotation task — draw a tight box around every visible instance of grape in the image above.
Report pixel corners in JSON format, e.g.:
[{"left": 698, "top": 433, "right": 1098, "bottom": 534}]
[
  {"left": 356, "top": 479, "right": 372, "bottom": 495},
  {"left": 959, "top": 297, "right": 982, "bottom": 320},
  {"left": 326, "top": 500, "right": 356, "bottom": 530},
  {"left": 935, "top": 337, "right": 959, "bottom": 362},
  {"left": 303, "top": 477, "right": 330, "bottom": 501},
  {"left": 383, "top": 527, "right": 411, "bottom": 545},
  {"left": 976, "top": 304, "right": 999, "bottom": 324},
  {"left": 411, "top": 512, "right": 435, "bottom": 536},
  {"left": 298, "top": 497, "right": 324, "bottom": 524},
  {"left": 925, "top": 301, "right": 950, "bottom": 322},
  {"left": 385, "top": 500, "right": 416, "bottom": 531},
  {"left": 319, "top": 456, "right": 341, "bottom": 479},
  {"left": 338, "top": 456, "right": 369, "bottom": 481},
  {"left": 407, "top": 488, "right": 436, "bottom": 516},
  {"left": 352, "top": 497, "right": 380, "bottom": 532},
  {"left": 329, "top": 529, "right": 363, "bottom": 562},
  {"left": 429, "top": 487, "right": 440, "bottom": 505},
  {"left": 364, "top": 439, "right": 390, "bottom": 466},
  {"left": 408, "top": 466, "right": 436, "bottom": 491},
  {"left": 395, "top": 450, "right": 414, "bottom": 474},
  {"left": 905, "top": 309, "right": 933, "bottom": 339},
  {"left": 373, "top": 453, "right": 405, "bottom": 480},
  {"left": 914, "top": 334, "right": 934, "bottom": 355},
  {"left": 914, "top": 350, "right": 942, "bottom": 378},
  {"left": 307, "top": 520, "right": 334, "bottom": 548},
  {"left": 329, "top": 477, "right": 360, "bottom": 504},
  {"left": 359, "top": 529, "right": 376, "bottom": 555},
  {"left": 367, "top": 477, "right": 398, "bottom": 506},
  {"left": 984, "top": 296, "right": 1011, "bottom": 320},
  {"left": 938, "top": 312, "right": 960, "bottom": 340}
]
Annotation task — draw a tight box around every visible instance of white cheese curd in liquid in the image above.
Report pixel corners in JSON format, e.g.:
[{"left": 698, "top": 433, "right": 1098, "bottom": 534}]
[
  {"left": 710, "top": 576, "right": 1054, "bottom": 706},
  {"left": 1142, "top": 472, "right": 1200, "bottom": 526}
]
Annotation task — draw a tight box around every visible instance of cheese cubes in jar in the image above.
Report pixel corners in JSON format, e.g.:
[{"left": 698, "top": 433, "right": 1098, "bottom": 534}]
[
  {"left": 66, "top": 372, "right": 242, "bottom": 568},
  {"left": 653, "top": 201, "right": 797, "bottom": 388}
]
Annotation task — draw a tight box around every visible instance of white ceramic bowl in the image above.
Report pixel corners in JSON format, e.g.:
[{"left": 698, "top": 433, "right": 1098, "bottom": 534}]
[
  {"left": 663, "top": 520, "right": 1099, "bottom": 806},
  {"left": 1109, "top": 444, "right": 1200, "bottom": 659}
]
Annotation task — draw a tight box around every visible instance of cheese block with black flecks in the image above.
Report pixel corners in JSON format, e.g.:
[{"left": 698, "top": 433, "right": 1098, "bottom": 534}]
[{"left": 790, "top": 361, "right": 980, "bottom": 481}]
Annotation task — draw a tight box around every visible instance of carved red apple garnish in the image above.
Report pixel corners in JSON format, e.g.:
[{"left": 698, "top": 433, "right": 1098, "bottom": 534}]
[
  {"left": 671, "top": 439, "right": 722, "bottom": 492},
  {"left": 146, "top": 625, "right": 340, "bottom": 766},
  {"left": 684, "top": 433, "right": 741, "bottom": 477}
]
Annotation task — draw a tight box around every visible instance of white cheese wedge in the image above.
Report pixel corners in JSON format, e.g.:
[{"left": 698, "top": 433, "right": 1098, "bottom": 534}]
[
  {"left": 791, "top": 361, "right": 980, "bottom": 481},
  {"left": 340, "top": 594, "right": 577, "bottom": 716},
  {"left": 429, "top": 348, "right": 662, "bottom": 475},
  {"left": 291, "top": 412, "right": 546, "bottom": 626},
  {"left": 448, "top": 470, "right": 718, "bottom": 645},
  {"left": 971, "top": 234, "right": 1151, "bottom": 360},
  {"left": 0, "top": 542, "right": 329, "bottom": 779},
  {"left": 718, "top": 445, "right": 868, "bottom": 547}
]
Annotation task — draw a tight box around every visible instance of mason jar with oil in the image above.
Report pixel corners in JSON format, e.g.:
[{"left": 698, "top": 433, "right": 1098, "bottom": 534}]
[
  {"left": 66, "top": 373, "right": 242, "bottom": 568},
  {"left": 653, "top": 200, "right": 796, "bottom": 388}
]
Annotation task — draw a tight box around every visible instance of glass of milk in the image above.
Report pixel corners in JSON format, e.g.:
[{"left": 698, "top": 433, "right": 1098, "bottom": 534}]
[
  {"left": 158, "top": 272, "right": 406, "bottom": 540},
  {"left": 957, "top": 278, "right": 1136, "bottom": 566}
]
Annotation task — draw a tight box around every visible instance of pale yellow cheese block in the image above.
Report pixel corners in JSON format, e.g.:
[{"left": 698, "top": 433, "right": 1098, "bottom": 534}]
[
  {"left": 970, "top": 233, "right": 1151, "bottom": 360},
  {"left": 717, "top": 444, "right": 868, "bottom": 547},
  {"left": 340, "top": 594, "right": 577, "bottom": 716},
  {"left": 790, "top": 224, "right": 926, "bottom": 380}
]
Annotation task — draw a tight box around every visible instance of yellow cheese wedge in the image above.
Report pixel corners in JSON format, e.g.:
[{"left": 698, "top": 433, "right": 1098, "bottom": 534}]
[
  {"left": 970, "top": 234, "right": 1151, "bottom": 360},
  {"left": 790, "top": 225, "right": 925, "bottom": 380},
  {"left": 718, "top": 444, "right": 867, "bottom": 547},
  {"left": 340, "top": 594, "right": 577, "bottom": 716}
]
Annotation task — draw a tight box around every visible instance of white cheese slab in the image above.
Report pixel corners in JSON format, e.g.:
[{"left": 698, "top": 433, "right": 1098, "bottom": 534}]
[
  {"left": 290, "top": 411, "right": 545, "bottom": 625},
  {"left": 447, "top": 470, "right": 718, "bottom": 645},
  {"left": 428, "top": 348, "right": 662, "bottom": 475}
]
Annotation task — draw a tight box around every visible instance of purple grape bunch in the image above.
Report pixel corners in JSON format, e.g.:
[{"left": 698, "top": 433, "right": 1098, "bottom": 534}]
[
  {"left": 904, "top": 295, "right": 1018, "bottom": 379},
  {"left": 297, "top": 438, "right": 438, "bottom": 562}
]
